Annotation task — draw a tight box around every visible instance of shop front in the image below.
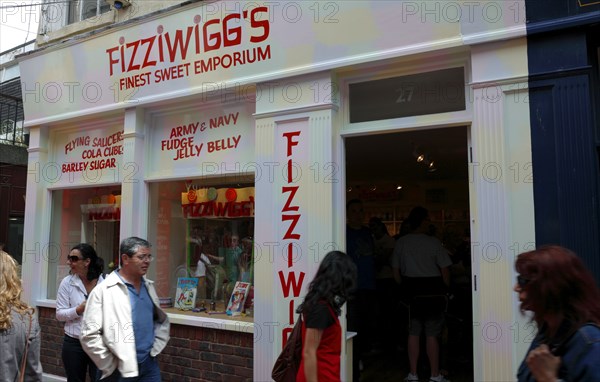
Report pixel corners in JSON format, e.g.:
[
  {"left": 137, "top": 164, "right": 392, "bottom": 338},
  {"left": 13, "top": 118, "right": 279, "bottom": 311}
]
[{"left": 19, "top": 1, "right": 533, "bottom": 380}]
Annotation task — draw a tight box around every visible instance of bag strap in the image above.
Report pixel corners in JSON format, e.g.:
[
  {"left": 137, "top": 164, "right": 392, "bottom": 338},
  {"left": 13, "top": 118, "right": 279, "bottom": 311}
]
[
  {"left": 198, "top": 254, "right": 212, "bottom": 267},
  {"left": 19, "top": 313, "right": 33, "bottom": 382}
]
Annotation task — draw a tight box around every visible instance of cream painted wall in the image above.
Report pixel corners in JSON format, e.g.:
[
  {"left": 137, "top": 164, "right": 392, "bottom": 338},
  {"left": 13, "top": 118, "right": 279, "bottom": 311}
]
[{"left": 469, "top": 37, "right": 534, "bottom": 380}]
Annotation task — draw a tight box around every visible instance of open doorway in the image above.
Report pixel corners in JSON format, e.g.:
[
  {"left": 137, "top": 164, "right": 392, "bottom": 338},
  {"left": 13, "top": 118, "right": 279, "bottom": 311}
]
[{"left": 345, "top": 126, "right": 474, "bottom": 382}]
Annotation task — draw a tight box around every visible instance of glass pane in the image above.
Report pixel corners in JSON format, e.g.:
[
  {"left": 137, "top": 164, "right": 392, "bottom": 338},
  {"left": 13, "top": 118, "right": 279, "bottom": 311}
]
[
  {"left": 99, "top": 0, "right": 111, "bottom": 14},
  {"left": 148, "top": 179, "right": 255, "bottom": 313},
  {"left": 82, "top": 0, "right": 99, "bottom": 20},
  {"left": 47, "top": 186, "right": 121, "bottom": 299},
  {"left": 349, "top": 67, "right": 466, "bottom": 123},
  {"left": 68, "top": 1, "right": 81, "bottom": 24},
  {"left": 6, "top": 217, "right": 24, "bottom": 264}
]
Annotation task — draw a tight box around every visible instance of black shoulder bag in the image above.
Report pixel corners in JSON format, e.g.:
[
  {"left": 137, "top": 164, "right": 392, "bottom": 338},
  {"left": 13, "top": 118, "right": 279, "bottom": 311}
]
[{"left": 272, "top": 314, "right": 303, "bottom": 382}]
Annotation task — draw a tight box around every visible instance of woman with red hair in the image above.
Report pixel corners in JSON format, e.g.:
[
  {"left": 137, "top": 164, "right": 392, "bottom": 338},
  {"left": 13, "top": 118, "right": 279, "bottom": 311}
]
[{"left": 514, "top": 245, "right": 600, "bottom": 382}]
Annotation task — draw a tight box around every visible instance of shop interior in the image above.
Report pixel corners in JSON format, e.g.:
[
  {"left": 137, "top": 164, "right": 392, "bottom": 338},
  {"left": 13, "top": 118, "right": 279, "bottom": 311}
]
[
  {"left": 345, "top": 126, "right": 474, "bottom": 382},
  {"left": 146, "top": 178, "right": 255, "bottom": 317},
  {"left": 48, "top": 186, "right": 121, "bottom": 299}
]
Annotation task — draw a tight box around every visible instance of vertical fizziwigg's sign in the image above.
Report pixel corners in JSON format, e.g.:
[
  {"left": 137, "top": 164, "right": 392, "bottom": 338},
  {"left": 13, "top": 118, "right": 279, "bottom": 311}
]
[{"left": 278, "top": 127, "right": 306, "bottom": 346}]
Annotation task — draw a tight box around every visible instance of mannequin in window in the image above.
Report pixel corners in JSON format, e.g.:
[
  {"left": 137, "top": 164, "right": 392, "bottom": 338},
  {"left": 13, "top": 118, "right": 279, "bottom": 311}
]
[{"left": 191, "top": 231, "right": 222, "bottom": 299}]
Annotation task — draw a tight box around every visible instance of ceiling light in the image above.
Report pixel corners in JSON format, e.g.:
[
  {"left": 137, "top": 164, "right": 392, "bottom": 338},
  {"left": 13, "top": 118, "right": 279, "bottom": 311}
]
[
  {"left": 416, "top": 154, "right": 425, "bottom": 163},
  {"left": 370, "top": 185, "right": 377, "bottom": 191},
  {"left": 396, "top": 185, "right": 403, "bottom": 190}
]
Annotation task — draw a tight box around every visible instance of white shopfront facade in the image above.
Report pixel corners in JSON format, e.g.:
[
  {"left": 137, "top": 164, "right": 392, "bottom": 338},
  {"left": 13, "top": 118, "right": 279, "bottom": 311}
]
[{"left": 19, "top": 1, "right": 534, "bottom": 380}]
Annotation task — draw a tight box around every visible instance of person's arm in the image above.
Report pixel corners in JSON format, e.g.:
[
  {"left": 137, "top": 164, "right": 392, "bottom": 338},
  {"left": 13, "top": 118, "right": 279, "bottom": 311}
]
[
  {"left": 79, "top": 288, "right": 114, "bottom": 374},
  {"left": 441, "top": 266, "right": 450, "bottom": 287},
  {"left": 435, "top": 240, "right": 452, "bottom": 287},
  {"left": 25, "top": 315, "right": 43, "bottom": 381},
  {"left": 149, "top": 282, "right": 171, "bottom": 357},
  {"left": 391, "top": 242, "right": 402, "bottom": 284},
  {"left": 206, "top": 253, "right": 222, "bottom": 263},
  {"left": 55, "top": 277, "right": 83, "bottom": 322},
  {"left": 393, "top": 267, "right": 402, "bottom": 285},
  {"left": 303, "top": 327, "right": 324, "bottom": 382}
]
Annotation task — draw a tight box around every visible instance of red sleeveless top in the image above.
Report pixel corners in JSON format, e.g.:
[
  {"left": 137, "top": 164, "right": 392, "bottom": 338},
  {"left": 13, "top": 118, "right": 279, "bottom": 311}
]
[{"left": 296, "top": 303, "right": 341, "bottom": 382}]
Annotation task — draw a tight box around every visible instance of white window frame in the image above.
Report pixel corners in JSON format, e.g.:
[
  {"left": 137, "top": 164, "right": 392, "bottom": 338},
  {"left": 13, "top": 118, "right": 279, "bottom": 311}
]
[{"left": 70, "top": 0, "right": 110, "bottom": 24}]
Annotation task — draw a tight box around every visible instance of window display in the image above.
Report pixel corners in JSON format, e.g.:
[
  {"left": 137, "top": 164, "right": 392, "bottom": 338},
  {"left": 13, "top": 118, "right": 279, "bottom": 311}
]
[
  {"left": 47, "top": 186, "right": 121, "bottom": 299},
  {"left": 147, "top": 179, "right": 254, "bottom": 317}
]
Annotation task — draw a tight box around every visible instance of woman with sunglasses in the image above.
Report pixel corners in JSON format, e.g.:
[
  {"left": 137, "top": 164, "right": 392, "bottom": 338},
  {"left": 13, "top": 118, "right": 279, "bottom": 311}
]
[
  {"left": 514, "top": 245, "right": 600, "bottom": 382},
  {"left": 56, "top": 243, "right": 105, "bottom": 381}
]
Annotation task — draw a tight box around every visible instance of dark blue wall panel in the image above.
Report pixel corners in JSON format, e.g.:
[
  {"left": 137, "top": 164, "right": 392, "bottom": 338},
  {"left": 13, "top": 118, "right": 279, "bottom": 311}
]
[
  {"left": 528, "top": 74, "right": 600, "bottom": 282},
  {"left": 526, "top": 1, "right": 600, "bottom": 23},
  {"left": 526, "top": 0, "right": 600, "bottom": 283},
  {"left": 527, "top": 31, "right": 588, "bottom": 74}
]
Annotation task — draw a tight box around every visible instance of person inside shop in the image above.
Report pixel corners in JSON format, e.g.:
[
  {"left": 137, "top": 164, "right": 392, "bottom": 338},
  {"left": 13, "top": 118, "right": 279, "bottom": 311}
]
[
  {"left": 346, "top": 198, "right": 376, "bottom": 380},
  {"left": 368, "top": 217, "right": 398, "bottom": 352},
  {"left": 392, "top": 206, "right": 452, "bottom": 382},
  {"left": 238, "top": 236, "right": 254, "bottom": 282},
  {"left": 191, "top": 233, "right": 223, "bottom": 299},
  {"left": 0, "top": 249, "right": 43, "bottom": 381},
  {"left": 445, "top": 228, "right": 473, "bottom": 363},
  {"left": 514, "top": 245, "right": 600, "bottom": 382},
  {"left": 394, "top": 220, "right": 412, "bottom": 240},
  {"left": 296, "top": 250, "right": 357, "bottom": 382},
  {"left": 80, "top": 237, "right": 170, "bottom": 381},
  {"left": 222, "top": 233, "right": 243, "bottom": 298},
  {"left": 56, "top": 243, "right": 105, "bottom": 382}
]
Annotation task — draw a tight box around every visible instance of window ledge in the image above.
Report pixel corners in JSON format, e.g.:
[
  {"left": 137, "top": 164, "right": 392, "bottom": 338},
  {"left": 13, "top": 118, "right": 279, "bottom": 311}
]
[
  {"left": 36, "top": 300, "right": 254, "bottom": 333},
  {"left": 36, "top": 299, "right": 58, "bottom": 308},
  {"left": 167, "top": 310, "right": 254, "bottom": 333}
]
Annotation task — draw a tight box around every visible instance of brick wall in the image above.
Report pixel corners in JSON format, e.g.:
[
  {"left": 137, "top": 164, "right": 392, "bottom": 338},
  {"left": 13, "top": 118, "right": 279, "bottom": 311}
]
[
  {"left": 37, "top": 307, "right": 254, "bottom": 382},
  {"left": 38, "top": 306, "right": 67, "bottom": 377}
]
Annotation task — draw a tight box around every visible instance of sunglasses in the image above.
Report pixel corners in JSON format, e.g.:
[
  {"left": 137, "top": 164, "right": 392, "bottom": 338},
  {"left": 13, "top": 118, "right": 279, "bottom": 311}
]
[
  {"left": 516, "top": 275, "right": 530, "bottom": 288},
  {"left": 133, "top": 254, "right": 153, "bottom": 262},
  {"left": 67, "top": 255, "right": 83, "bottom": 262}
]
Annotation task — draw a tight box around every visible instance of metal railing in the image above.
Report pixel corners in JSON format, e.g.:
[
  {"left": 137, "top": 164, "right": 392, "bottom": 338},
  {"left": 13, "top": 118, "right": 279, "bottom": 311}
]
[
  {"left": 0, "top": 42, "right": 32, "bottom": 148},
  {"left": 0, "top": 96, "right": 26, "bottom": 147},
  {"left": 0, "top": 40, "right": 36, "bottom": 66}
]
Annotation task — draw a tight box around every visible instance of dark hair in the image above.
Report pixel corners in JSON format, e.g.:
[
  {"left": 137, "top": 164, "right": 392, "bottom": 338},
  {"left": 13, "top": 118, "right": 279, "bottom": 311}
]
[
  {"left": 346, "top": 198, "right": 362, "bottom": 210},
  {"left": 120, "top": 237, "right": 151, "bottom": 258},
  {"left": 298, "top": 251, "right": 357, "bottom": 316},
  {"left": 406, "top": 206, "right": 428, "bottom": 231},
  {"left": 369, "top": 217, "right": 389, "bottom": 236},
  {"left": 515, "top": 245, "right": 600, "bottom": 331},
  {"left": 71, "top": 243, "right": 103, "bottom": 281}
]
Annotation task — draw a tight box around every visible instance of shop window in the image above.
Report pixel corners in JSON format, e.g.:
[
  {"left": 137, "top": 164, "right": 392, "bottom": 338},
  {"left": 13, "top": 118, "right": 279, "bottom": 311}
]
[
  {"left": 68, "top": 0, "right": 111, "bottom": 24},
  {"left": 47, "top": 186, "right": 121, "bottom": 299},
  {"left": 147, "top": 179, "right": 255, "bottom": 316}
]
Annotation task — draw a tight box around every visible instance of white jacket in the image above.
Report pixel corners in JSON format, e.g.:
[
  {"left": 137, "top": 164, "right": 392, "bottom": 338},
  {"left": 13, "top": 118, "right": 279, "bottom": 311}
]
[{"left": 80, "top": 271, "right": 170, "bottom": 379}]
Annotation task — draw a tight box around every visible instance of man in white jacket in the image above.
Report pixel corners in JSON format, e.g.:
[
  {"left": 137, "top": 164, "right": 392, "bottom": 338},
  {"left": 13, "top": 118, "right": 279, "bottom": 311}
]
[{"left": 80, "top": 237, "right": 170, "bottom": 381}]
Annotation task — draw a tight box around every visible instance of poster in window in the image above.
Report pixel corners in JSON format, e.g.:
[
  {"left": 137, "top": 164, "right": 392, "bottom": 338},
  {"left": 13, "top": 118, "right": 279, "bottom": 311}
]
[
  {"left": 174, "top": 277, "right": 198, "bottom": 310},
  {"left": 226, "top": 281, "right": 251, "bottom": 316}
]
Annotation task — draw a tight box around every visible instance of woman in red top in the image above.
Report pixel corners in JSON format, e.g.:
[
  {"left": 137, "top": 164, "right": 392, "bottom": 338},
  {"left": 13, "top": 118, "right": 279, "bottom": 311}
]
[{"left": 296, "top": 251, "right": 357, "bottom": 382}]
